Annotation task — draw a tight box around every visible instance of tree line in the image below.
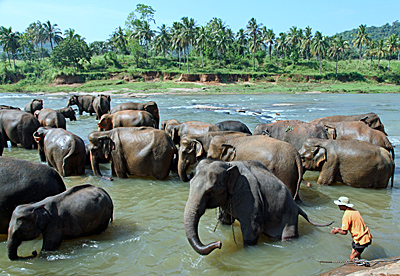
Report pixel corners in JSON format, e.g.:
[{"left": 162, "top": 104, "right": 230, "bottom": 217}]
[{"left": 1, "top": 4, "right": 400, "bottom": 77}]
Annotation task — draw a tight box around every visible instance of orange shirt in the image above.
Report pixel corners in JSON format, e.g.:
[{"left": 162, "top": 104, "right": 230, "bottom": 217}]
[{"left": 342, "top": 209, "right": 372, "bottom": 245}]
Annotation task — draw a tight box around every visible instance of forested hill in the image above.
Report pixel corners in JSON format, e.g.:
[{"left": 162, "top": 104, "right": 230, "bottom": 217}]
[{"left": 336, "top": 20, "right": 400, "bottom": 43}]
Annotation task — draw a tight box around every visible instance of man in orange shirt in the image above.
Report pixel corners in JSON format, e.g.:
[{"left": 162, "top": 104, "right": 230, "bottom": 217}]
[{"left": 331, "top": 196, "right": 372, "bottom": 261}]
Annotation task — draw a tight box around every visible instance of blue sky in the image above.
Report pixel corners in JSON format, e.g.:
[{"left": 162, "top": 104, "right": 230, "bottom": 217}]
[{"left": 0, "top": 0, "right": 398, "bottom": 43}]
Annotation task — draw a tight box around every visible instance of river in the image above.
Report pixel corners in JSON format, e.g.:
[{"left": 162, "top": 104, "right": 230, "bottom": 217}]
[{"left": 0, "top": 92, "right": 399, "bottom": 275}]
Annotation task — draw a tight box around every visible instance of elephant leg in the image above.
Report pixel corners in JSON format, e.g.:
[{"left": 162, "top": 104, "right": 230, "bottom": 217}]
[
  {"left": 42, "top": 232, "right": 63, "bottom": 252},
  {"left": 112, "top": 159, "right": 128, "bottom": 178},
  {"left": 317, "top": 163, "right": 338, "bottom": 185},
  {"left": 240, "top": 219, "right": 261, "bottom": 246}
]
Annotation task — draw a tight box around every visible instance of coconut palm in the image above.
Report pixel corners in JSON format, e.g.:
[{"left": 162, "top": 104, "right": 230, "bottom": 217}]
[
  {"left": 263, "top": 28, "right": 275, "bottom": 60},
  {"left": 300, "top": 26, "right": 312, "bottom": 60},
  {"left": 311, "top": 31, "right": 328, "bottom": 74},
  {"left": 180, "top": 17, "right": 197, "bottom": 73},
  {"left": 196, "top": 26, "right": 209, "bottom": 67},
  {"left": 0, "top": 26, "right": 20, "bottom": 68},
  {"left": 42, "top": 20, "right": 62, "bottom": 50},
  {"left": 246, "top": 18, "right": 263, "bottom": 70},
  {"left": 352, "top": 24, "right": 371, "bottom": 69},
  {"left": 170, "top": 21, "right": 183, "bottom": 69},
  {"left": 276, "top": 32, "right": 288, "bottom": 59},
  {"left": 214, "top": 29, "right": 229, "bottom": 66},
  {"left": 154, "top": 24, "right": 170, "bottom": 57},
  {"left": 385, "top": 34, "right": 399, "bottom": 70},
  {"left": 134, "top": 20, "right": 154, "bottom": 63},
  {"left": 236, "top": 28, "right": 247, "bottom": 58},
  {"left": 111, "top": 26, "right": 128, "bottom": 63},
  {"left": 374, "top": 39, "right": 386, "bottom": 70},
  {"left": 287, "top": 26, "right": 302, "bottom": 65}
]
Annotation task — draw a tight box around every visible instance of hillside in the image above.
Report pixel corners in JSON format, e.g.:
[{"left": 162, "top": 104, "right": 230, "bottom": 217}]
[{"left": 336, "top": 20, "right": 400, "bottom": 43}]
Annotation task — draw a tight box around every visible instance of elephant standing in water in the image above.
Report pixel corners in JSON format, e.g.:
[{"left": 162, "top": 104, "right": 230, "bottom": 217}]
[
  {"left": 184, "top": 159, "right": 333, "bottom": 255},
  {"left": 93, "top": 94, "right": 111, "bottom": 119},
  {"left": 34, "top": 127, "right": 86, "bottom": 176},
  {"left": 0, "top": 156, "right": 66, "bottom": 234},
  {"left": 24, "top": 99, "right": 43, "bottom": 114},
  {"left": 207, "top": 135, "right": 303, "bottom": 201},
  {"left": 89, "top": 127, "right": 177, "bottom": 180},
  {"left": 299, "top": 138, "right": 394, "bottom": 188},
  {"left": 0, "top": 110, "right": 40, "bottom": 149},
  {"left": 67, "top": 95, "right": 95, "bottom": 116},
  {"left": 111, "top": 101, "right": 160, "bottom": 129},
  {"left": 55, "top": 107, "right": 77, "bottom": 121},
  {"left": 310, "top": 112, "right": 387, "bottom": 135},
  {"left": 215, "top": 120, "right": 252, "bottom": 134},
  {"left": 7, "top": 184, "right": 113, "bottom": 260},
  {"left": 35, "top": 108, "right": 67, "bottom": 129},
  {"left": 98, "top": 110, "right": 156, "bottom": 131}
]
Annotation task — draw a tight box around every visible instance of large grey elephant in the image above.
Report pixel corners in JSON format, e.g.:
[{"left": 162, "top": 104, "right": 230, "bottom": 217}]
[
  {"left": 324, "top": 121, "right": 394, "bottom": 159},
  {"left": 98, "top": 110, "right": 156, "bottom": 131},
  {"left": 35, "top": 108, "right": 67, "bottom": 129},
  {"left": 55, "top": 107, "right": 77, "bottom": 121},
  {"left": 7, "top": 184, "right": 113, "bottom": 260},
  {"left": 67, "top": 95, "right": 95, "bottom": 116},
  {"left": 111, "top": 101, "right": 160, "bottom": 129},
  {"left": 89, "top": 127, "right": 177, "bottom": 180},
  {"left": 93, "top": 94, "right": 111, "bottom": 119},
  {"left": 207, "top": 135, "right": 303, "bottom": 201},
  {"left": 24, "top": 99, "right": 43, "bottom": 114},
  {"left": 215, "top": 120, "right": 252, "bottom": 134},
  {"left": 184, "top": 159, "right": 333, "bottom": 255},
  {"left": 310, "top": 112, "right": 387, "bottom": 135},
  {"left": 163, "top": 119, "right": 221, "bottom": 145},
  {"left": 0, "top": 109, "right": 40, "bottom": 149},
  {"left": 177, "top": 131, "right": 249, "bottom": 181},
  {"left": 33, "top": 127, "right": 86, "bottom": 177},
  {"left": 253, "top": 120, "right": 328, "bottom": 151},
  {"left": 299, "top": 138, "right": 394, "bottom": 188},
  {"left": 0, "top": 156, "right": 66, "bottom": 234}
]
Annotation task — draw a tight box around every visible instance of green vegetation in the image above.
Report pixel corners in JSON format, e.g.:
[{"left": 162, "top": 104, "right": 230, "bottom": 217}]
[{"left": 0, "top": 4, "right": 399, "bottom": 94}]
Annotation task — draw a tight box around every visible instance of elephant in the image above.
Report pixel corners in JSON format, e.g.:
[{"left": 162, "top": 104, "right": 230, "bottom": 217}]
[
  {"left": 0, "top": 156, "right": 66, "bottom": 234},
  {"left": 215, "top": 120, "right": 252, "bottom": 134},
  {"left": 177, "top": 131, "right": 249, "bottom": 181},
  {"left": 89, "top": 127, "right": 177, "bottom": 180},
  {"left": 110, "top": 101, "right": 160, "bottom": 129},
  {"left": 309, "top": 112, "right": 387, "bottom": 135},
  {"left": 33, "top": 127, "right": 86, "bottom": 177},
  {"left": 55, "top": 107, "right": 77, "bottom": 121},
  {"left": 324, "top": 121, "right": 394, "bottom": 160},
  {"left": 67, "top": 95, "right": 95, "bottom": 116},
  {"left": 93, "top": 94, "right": 111, "bottom": 120},
  {"left": 253, "top": 120, "right": 329, "bottom": 151},
  {"left": 0, "top": 134, "right": 3, "bottom": 155},
  {"left": 183, "top": 159, "right": 333, "bottom": 255},
  {"left": 207, "top": 135, "right": 303, "bottom": 201},
  {"left": 24, "top": 99, "right": 43, "bottom": 114},
  {"left": 0, "top": 109, "right": 40, "bottom": 149},
  {"left": 299, "top": 138, "right": 394, "bottom": 188},
  {"left": 98, "top": 110, "right": 156, "bottom": 131},
  {"left": 163, "top": 119, "right": 221, "bottom": 145},
  {"left": 7, "top": 184, "right": 113, "bottom": 260},
  {"left": 35, "top": 108, "right": 67, "bottom": 129},
  {"left": 0, "top": 105, "right": 20, "bottom": 110}
]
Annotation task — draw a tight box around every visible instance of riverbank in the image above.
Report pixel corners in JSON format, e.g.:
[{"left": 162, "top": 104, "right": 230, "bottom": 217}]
[{"left": 1, "top": 79, "right": 399, "bottom": 95}]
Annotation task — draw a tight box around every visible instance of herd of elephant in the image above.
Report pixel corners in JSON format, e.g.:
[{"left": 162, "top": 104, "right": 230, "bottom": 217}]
[{"left": 0, "top": 94, "right": 395, "bottom": 259}]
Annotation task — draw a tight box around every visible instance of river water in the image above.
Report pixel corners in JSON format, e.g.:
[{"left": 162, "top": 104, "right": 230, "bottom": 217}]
[{"left": 0, "top": 92, "right": 399, "bottom": 275}]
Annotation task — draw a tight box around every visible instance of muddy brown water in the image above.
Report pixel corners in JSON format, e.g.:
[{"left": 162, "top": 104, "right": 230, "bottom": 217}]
[{"left": 0, "top": 92, "right": 399, "bottom": 275}]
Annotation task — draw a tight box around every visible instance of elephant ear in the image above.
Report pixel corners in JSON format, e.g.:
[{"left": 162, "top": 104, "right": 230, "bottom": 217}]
[
  {"left": 313, "top": 145, "right": 327, "bottom": 167},
  {"left": 101, "top": 137, "right": 115, "bottom": 159},
  {"left": 33, "top": 207, "right": 50, "bottom": 231},
  {"left": 324, "top": 124, "right": 337, "bottom": 139},
  {"left": 226, "top": 165, "right": 241, "bottom": 194},
  {"left": 262, "top": 129, "right": 271, "bottom": 137},
  {"left": 170, "top": 126, "right": 180, "bottom": 144},
  {"left": 220, "top": 144, "right": 236, "bottom": 161},
  {"left": 195, "top": 140, "right": 204, "bottom": 159}
]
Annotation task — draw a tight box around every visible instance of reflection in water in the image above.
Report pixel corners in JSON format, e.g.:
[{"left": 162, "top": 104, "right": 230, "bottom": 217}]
[{"left": 0, "top": 93, "right": 399, "bottom": 275}]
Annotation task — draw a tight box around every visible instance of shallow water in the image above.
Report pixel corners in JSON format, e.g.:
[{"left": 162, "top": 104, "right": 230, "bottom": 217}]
[{"left": 0, "top": 92, "right": 399, "bottom": 275}]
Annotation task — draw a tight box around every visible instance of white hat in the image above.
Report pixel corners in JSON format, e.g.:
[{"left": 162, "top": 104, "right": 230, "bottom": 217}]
[{"left": 334, "top": 196, "right": 354, "bottom": 208}]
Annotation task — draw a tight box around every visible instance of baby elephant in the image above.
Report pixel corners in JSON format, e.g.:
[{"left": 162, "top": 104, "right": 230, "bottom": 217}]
[{"left": 7, "top": 184, "right": 113, "bottom": 260}]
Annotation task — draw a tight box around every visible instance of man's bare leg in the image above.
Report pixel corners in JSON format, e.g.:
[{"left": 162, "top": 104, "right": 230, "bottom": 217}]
[{"left": 350, "top": 249, "right": 361, "bottom": 261}]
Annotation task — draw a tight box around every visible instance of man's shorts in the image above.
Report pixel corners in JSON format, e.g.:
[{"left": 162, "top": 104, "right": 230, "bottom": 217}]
[{"left": 352, "top": 240, "right": 371, "bottom": 253}]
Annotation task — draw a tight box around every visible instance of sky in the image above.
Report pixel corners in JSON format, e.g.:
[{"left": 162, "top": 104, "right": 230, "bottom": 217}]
[{"left": 0, "top": 0, "right": 399, "bottom": 43}]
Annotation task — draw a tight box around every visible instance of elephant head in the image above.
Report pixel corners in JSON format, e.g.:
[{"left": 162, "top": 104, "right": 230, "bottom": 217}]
[
  {"left": 7, "top": 204, "right": 50, "bottom": 260},
  {"left": 177, "top": 136, "right": 205, "bottom": 182},
  {"left": 98, "top": 114, "right": 113, "bottom": 131},
  {"left": 61, "top": 107, "right": 77, "bottom": 121},
  {"left": 67, "top": 95, "right": 80, "bottom": 108},
  {"left": 143, "top": 101, "right": 159, "bottom": 128},
  {"left": 324, "top": 124, "right": 337, "bottom": 139},
  {"left": 299, "top": 138, "right": 327, "bottom": 171},
  {"left": 183, "top": 159, "right": 240, "bottom": 255},
  {"left": 163, "top": 119, "right": 181, "bottom": 144},
  {"left": 360, "top": 113, "right": 386, "bottom": 134},
  {"left": 88, "top": 131, "right": 115, "bottom": 178},
  {"left": 207, "top": 137, "right": 236, "bottom": 162},
  {"left": 33, "top": 127, "right": 52, "bottom": 162}
]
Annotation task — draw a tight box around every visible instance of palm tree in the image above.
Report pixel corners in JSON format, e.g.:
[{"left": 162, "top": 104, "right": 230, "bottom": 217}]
[
  {"left": 64, "top": 28, "right": 81, "bottom": 40},
  {"left": 111, "top": 26, "right": 128, "bottom": 63},
  {"left": 311, "top": 31, "right": 328, "bottom": 74},
  {"left": 287, "top": 26, "right": 302, "bottom": 65},
  {"left": 236, "top": 28, "right": 247, "bottom": 58},
  {"left": 246, "top": 18, "right": 263, "bottom": 70},
  {"left": 328, "top": 35, "right": 345, "bottom": 78},
  {"left": 180, "top": 17, "right": 197, "bottom": 73},
  {"left": 352, "top": 24, "right": 371, "bottom": 69},
  {"left": 170, "top": 21, "right": 183, "bottom": 69},
  {"left": 0, "top": 26, "right": 20, "bottom": 68},
  {"left": 300, "top": 26, "right": 312, "bottom": 60},
  {"left": 214, "top": 29, "right": 229, "bottom": 66},
  {"left": 276, "top": 32, "right": 288, "bottom": 59},
  {"left": 42, "top": 20, "right": 62, "bottom": 50},
  {"left": 263, "top": 28, "right": 275, "bottom": 60},
  {"left": 196, "top": 26, "right": 209, "bottom": 67},
  {"left": 385, "top": 34, "right": 399, "bottom": 70},
  {"left": 134, "top": 21, "right": 154, "bottom": 63},
  {"left": 154, "top": 24, "right": 170, "bottom": 57},
  {"left": 374, "top": 39, "right": 386, "bottom": 70}
]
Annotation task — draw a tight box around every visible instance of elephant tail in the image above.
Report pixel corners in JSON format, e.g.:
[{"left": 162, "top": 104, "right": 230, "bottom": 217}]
[
  {"left": 391, "top": 153, "right": 395, "bottom": 188},
  {"left": 298, "top": 206, "right": 334, "bottom": 227},
  {"left": 293, "top": 152, "right": 303, "bottom": 203},
  {"left": 62, "top": 140, "right": 76, "bottom": 176}
]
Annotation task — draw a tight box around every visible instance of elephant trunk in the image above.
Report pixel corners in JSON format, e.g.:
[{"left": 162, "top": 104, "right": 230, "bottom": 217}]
[
  {"left": 7, "top": 237, "right": 21, "bottom": 260},
  {"left": 177, "top": 158, "right": 190, "bottom": 182},
  {"left": 183, "top": 199, "right": 222, "bottom": 255},
  {"left": 90, "top": 151, "right": 102, "bottom": 177}
]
